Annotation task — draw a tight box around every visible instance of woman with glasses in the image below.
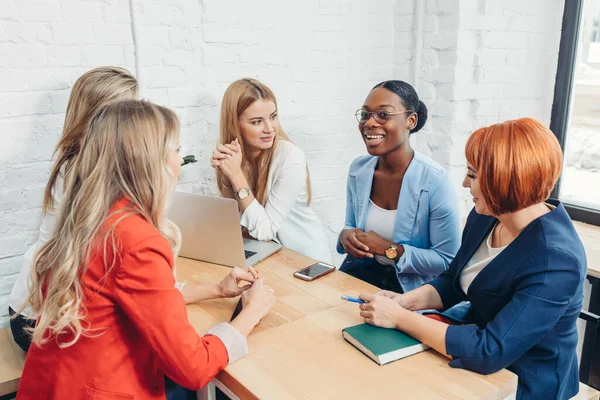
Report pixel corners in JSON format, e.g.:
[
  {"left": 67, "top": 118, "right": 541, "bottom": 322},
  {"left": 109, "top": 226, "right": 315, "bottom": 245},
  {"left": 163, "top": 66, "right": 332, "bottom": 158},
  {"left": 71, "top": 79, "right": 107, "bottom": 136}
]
[
  {"left": 337, "top": 80, "right": 461, "bottom": 292},
  {"left": 211, "top": 78, "right": 331, "bottom": 263}
]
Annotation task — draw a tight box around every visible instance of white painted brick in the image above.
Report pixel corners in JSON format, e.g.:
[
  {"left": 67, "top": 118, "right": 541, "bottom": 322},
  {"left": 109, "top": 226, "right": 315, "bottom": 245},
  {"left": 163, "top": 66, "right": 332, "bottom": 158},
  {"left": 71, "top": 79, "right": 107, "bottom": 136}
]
[
  {"left": 0, "top": 273, "right": 19, "bottom": 296},
  {"left": 202, "top": 22, "right": 266, "bottom": 45},
  {"left": 169, "top": 27, "right": 190, "bottom": 49},
  {"left": 136, "top": 45, "right": 166, "bottom": 66},
  {"left": 0, "top": 233, "right": 38, "bottom": 259},
  {"left": 138, "top": 3, "right": 184, "bottom": 27},
  {"left": 92, "top": 23, "right": 132, "bottom": 45},
  {"left": 3, "top": 163, "right": 51, "bottom": 191},
  {"left": 1, "top": 210, "right": 42, "bottom": 237},
  {"left": 0, "top": 22, "right": 53, "bottom": 45},
  {"left": 0, "top": 44, "right": 46, "bottom": 68},
  {"left": 0, "top": 256, "right": 23, "bottom": 277},
  {"left": 83, "top": 45, "right": 126, "bottom": 66},
  {"left": 50, "top": 89, "right": 71, "bottom": 114},
  {"left": 167, "top": 88, "right": 200, "bottom": 108},
  {"left": 475, "top": 49, "right": 506, "bottom": 66},
  {"left": 0, "top": 0, "right": 19, "bottom": 20},
  {"left": 27, "top": 68, "right": 72, "bottom": 91},
  {"left": 462, "top": 15, "right": 509, "bottom": 31},
  {"left": 423, "top": 32, "right": 458, "bottom": 50},
  {"left": 394, "top": 0, "right": 414, "bottom": 15},
  {"left": 47, "top": 45, "right": 83, "bottom": 67},
  {"left": 51, "top": 22, "right": 95, "bottom": 45},
  {"left": 0, "top": 92, "right": 51, "bottom": 118},
  {"left": 0, "top": 21, "right": 20, "bottom": 43},
  {"left": 18, "top": 1, "right": 61, "bottom": 22},
  {"left": 480, "top": 31, "right": 529, "bottom": 49},
  {"left": 0, "top": 185, "right": 45, "bottom": 213},
  {"left": 61, "top": 1, "right": 103, "bottom": 22},
  {"left": 427, "top": 0, "right": 460, "bottom": 14},
  {"left": 422, "top": 66, "right": 456, "bottom": 84},
  {"left": 147, "top": 66, "right": 184, "bottom": 89},
  {"left": 138, "top": 26, "right": 170, "bottom": 48},
  {"left": 439, "top": 14, "right": 460, "bottom": 31},
  {"left": 102, "top": 0, "right": 131, "bottom": 23},
  {"left": 163, "top": 48, "right": 195, "bottom": 66},
  {"left": 0, "top": 70, "right": 29, "bottom": 92},
  {"left": 527, "top": 33, "right": 549, "bottom": 50},
  {"left": 144, "top": 88, "right": 170, "bottom": 106}
]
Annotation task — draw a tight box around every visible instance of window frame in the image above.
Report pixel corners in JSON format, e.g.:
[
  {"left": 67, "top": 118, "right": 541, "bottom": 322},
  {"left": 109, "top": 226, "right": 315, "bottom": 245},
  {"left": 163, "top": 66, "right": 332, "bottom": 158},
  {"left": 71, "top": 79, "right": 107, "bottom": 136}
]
[{"left": 549, "top": 0, "right": 600, "bottom": 226}]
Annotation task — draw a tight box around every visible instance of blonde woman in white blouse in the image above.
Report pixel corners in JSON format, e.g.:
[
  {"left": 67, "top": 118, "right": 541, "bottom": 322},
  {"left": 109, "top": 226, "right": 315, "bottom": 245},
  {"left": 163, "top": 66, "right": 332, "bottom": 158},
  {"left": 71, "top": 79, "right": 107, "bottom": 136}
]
[{"left": 211, "top": 79, "right": 331, "bottom": 263}]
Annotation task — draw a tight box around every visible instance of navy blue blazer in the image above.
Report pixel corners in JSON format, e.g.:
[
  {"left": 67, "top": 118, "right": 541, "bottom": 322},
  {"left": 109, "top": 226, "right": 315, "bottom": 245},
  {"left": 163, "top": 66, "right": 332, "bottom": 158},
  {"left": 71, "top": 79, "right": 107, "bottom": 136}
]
[{"left": 429, "top": 200, "right": 586, "bottom": 400}]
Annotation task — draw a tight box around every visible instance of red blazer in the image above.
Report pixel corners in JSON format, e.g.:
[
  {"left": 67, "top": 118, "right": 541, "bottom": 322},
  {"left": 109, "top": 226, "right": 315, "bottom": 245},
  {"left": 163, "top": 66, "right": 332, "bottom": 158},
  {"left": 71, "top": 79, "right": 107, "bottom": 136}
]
[{"left": 18, "top": 199, "right": 229, "bottom": 399}]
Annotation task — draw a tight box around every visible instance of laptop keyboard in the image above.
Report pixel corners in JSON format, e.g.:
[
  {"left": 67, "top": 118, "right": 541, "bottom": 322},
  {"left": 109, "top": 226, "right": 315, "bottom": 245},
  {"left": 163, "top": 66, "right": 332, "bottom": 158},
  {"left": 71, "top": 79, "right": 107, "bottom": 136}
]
[{"left": 244, "top": 250, "right": 258, "bottom": 259}]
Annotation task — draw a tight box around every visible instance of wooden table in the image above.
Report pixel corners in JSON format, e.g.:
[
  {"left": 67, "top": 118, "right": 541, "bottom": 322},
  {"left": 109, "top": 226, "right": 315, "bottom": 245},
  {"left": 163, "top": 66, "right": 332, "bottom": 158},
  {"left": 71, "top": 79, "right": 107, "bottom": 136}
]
[
  {"left": 177, "top": 248, "right": 517, "bottom": 400},
  {"left": 0, "top": 328, "right": 25, "bottom": 397},
  {"left": 573, "top": 221, "right": 600, "bottom": 388}
]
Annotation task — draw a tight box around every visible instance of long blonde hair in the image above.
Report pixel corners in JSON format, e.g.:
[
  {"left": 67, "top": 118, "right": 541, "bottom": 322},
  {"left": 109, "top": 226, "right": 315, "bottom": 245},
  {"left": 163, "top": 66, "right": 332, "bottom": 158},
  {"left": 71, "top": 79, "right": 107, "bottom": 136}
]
[
  {"left": 27, "top": 100, "right": 181, "bottom": 348},
  {"left": 43, "top": 66, "right": 138, "bottom": 214},
  {"left": 217, "top": 78, "right": 311, "bottom": 205}
]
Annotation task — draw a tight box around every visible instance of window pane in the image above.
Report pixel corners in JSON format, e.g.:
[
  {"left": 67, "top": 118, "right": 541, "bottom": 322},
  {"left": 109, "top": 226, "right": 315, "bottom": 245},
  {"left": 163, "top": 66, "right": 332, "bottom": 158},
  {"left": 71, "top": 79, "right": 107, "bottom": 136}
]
[{"left": 561, "top": 0, "right": 600, "bottom": 209}]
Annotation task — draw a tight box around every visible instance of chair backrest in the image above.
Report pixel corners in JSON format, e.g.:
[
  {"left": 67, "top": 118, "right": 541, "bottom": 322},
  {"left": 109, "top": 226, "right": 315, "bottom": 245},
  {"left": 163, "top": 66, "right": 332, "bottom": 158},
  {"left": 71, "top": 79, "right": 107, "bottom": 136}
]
[{"left": 579, "top": 310, "right": 600, "bottom": 388}]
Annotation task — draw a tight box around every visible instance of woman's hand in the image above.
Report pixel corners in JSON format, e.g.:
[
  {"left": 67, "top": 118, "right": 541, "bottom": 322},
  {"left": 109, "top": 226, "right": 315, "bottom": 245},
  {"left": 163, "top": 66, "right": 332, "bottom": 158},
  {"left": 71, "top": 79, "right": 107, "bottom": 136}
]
[
  {"left": 340, "top": 228, "right": 373, "bottom": 259},
  {"left": 373, "top": 290, "right": 411, "bottom": 309},
  {"left": 230, "top": 277, "right": 276, "bottom": 336},
  {"left": 217, "top": 266, "right": 257, "bottom": 298},
  {"left": 210, "top": 139, "right": 243, "bottom": 180},
  {"left": 356, "top": 231, "right": 401, "bottom": 259},
  {"left": 358, "top": 293, "right": 408, "bottom": 329},
  {"left": 241, "top": 277, "right": 276, "bottom": 320}
]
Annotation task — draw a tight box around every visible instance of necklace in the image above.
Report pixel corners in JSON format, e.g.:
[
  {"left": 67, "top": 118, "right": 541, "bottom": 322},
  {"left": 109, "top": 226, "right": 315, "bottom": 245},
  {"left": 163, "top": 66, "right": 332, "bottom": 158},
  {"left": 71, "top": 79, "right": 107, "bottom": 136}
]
[{"left": 496, "top": 223, "right": 504, "bottom": 247}]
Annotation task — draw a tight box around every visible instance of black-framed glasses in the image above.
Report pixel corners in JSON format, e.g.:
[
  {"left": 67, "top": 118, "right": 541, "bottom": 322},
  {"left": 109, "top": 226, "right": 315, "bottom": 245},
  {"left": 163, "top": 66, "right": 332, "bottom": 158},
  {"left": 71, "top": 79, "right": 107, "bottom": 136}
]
[{"left": 355, "top": 109, "right": 413, "bottom": 124}]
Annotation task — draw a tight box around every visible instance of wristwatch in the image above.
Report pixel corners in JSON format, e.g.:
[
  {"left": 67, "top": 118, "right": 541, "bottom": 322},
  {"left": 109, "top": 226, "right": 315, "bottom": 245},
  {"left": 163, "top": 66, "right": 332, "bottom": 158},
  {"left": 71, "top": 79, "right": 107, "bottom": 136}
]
[
  {"left": 385, "top": 244, "right": 398, "bottom": 260},
  {"left": 234, "top": 187, "right": 251, "bottom": 200}
]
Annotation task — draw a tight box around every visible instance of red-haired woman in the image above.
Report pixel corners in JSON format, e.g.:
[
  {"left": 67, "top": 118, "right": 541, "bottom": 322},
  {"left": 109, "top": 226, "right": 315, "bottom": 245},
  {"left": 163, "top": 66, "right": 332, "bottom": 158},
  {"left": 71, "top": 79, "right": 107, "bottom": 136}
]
[{"left": 355, "top": 118, "right": 586, "bottom": 399}]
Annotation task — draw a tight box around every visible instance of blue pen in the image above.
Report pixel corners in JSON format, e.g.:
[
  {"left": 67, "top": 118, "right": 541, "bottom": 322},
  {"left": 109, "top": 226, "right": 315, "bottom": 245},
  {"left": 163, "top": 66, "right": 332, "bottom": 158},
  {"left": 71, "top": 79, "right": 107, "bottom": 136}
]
[{"left": 341, "top": 295, "right": 365, "bottom": 304}]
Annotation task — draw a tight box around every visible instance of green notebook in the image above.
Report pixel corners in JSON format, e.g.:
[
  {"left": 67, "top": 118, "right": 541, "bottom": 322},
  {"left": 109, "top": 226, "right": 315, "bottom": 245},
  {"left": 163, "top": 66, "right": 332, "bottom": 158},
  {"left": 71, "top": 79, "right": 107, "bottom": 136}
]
[{"left": 342, "top": 323, "right": 429, "bottom": 366}]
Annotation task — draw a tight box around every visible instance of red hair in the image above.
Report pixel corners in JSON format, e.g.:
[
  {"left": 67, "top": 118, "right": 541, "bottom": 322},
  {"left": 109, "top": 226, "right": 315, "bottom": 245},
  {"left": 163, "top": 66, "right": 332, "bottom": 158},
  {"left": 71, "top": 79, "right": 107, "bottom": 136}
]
[{"left": 465, "top": 118, "right": 563, "bottom": 215}]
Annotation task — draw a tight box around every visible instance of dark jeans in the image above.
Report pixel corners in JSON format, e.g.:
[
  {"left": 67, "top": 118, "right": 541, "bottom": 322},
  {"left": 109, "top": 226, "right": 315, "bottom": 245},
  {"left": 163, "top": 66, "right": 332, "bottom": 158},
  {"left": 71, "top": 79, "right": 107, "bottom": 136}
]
[
  {"left": 339, "top": 256, "right": 404, "bottom": 293},
  {"left": 164, "top": 376, "right": 197, "bottom": 400},
  {"left": 8, "top": 306, "right": 34, "bottom": 352}
]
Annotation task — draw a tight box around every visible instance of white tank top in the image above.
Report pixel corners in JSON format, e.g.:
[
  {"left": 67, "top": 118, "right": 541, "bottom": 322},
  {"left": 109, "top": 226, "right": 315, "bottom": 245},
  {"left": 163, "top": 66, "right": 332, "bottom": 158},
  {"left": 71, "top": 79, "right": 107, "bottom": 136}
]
[{"left": 364, "top": 199, "right": 397, "bottom": 266}]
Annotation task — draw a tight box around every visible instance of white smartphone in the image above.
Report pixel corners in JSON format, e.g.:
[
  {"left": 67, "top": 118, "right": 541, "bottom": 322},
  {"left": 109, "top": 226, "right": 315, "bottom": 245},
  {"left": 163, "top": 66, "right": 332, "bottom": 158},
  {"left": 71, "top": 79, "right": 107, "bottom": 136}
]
[{"left": 293, "top": 262, "right": 336, "bottom": 281}]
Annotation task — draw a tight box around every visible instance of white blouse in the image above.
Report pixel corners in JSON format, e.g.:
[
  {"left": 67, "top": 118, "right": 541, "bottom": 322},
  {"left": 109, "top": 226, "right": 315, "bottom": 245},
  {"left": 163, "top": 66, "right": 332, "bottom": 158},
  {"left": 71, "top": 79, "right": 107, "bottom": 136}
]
[
  {"left": 9, "top": 181, "right": 63, "bottom": 318},
  {"left": 459, "top": 203, "right": 556, "bottom": 294},
  {"left": 459, "top": 224, "right": 507, "bottom": 294},
  {"left": 240, "top": 140, "right": 332, "bottom": 263}
]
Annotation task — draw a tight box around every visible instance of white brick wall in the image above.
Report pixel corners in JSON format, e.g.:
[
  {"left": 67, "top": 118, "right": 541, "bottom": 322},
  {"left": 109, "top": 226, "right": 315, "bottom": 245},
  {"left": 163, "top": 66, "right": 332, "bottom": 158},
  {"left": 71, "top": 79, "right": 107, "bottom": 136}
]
[{"left": 0, "top": 0, "right": 565, "bottom": 325}]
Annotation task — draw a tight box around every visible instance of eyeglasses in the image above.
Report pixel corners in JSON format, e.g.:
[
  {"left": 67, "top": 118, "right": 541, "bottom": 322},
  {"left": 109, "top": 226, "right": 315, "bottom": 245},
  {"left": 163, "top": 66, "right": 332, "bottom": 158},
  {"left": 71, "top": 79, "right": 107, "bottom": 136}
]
[{"left": 355, "top": 109, "right": 414, "bottom": 125}]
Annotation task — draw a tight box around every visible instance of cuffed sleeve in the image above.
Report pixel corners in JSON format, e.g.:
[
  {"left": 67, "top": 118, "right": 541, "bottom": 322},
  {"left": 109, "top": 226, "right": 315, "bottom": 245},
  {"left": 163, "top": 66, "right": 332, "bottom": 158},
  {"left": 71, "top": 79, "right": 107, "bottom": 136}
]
[
  {"left": 174, "top": 281, "right": 187, "bottom": 293},
  {"left": 208, "top": 323, "right": 249, "bottom": 364}
]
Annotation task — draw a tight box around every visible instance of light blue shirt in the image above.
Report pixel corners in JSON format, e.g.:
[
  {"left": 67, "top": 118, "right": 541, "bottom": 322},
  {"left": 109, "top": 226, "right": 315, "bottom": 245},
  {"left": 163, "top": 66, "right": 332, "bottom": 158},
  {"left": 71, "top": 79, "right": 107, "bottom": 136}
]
[{"left": 337, "top": 151, "right": 461, "bottom": 292}]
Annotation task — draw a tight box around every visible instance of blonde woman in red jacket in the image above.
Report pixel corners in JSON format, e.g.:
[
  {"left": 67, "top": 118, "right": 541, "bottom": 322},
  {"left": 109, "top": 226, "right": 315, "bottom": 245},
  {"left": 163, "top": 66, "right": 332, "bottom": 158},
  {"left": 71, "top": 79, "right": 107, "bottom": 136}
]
[{"left": 17, "top": 99, "right": 275, "bottom": 400}]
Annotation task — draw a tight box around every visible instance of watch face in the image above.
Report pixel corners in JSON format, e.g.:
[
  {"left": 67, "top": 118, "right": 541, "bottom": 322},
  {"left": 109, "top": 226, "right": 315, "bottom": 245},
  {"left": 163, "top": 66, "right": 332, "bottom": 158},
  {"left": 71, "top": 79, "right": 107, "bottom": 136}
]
[
  {"left": 385, "top": 248, "right": 397, "bottom": 259},
  {"left": 237, "top": 188, "right": 250, "bottom": 199}
]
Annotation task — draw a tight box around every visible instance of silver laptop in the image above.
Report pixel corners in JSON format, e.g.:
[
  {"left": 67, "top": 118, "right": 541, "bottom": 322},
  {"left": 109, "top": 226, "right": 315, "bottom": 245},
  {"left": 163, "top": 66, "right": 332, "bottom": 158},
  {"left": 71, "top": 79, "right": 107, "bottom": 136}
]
[{"left": 167, "top": 191, "right": 282, "bottom": 267}]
